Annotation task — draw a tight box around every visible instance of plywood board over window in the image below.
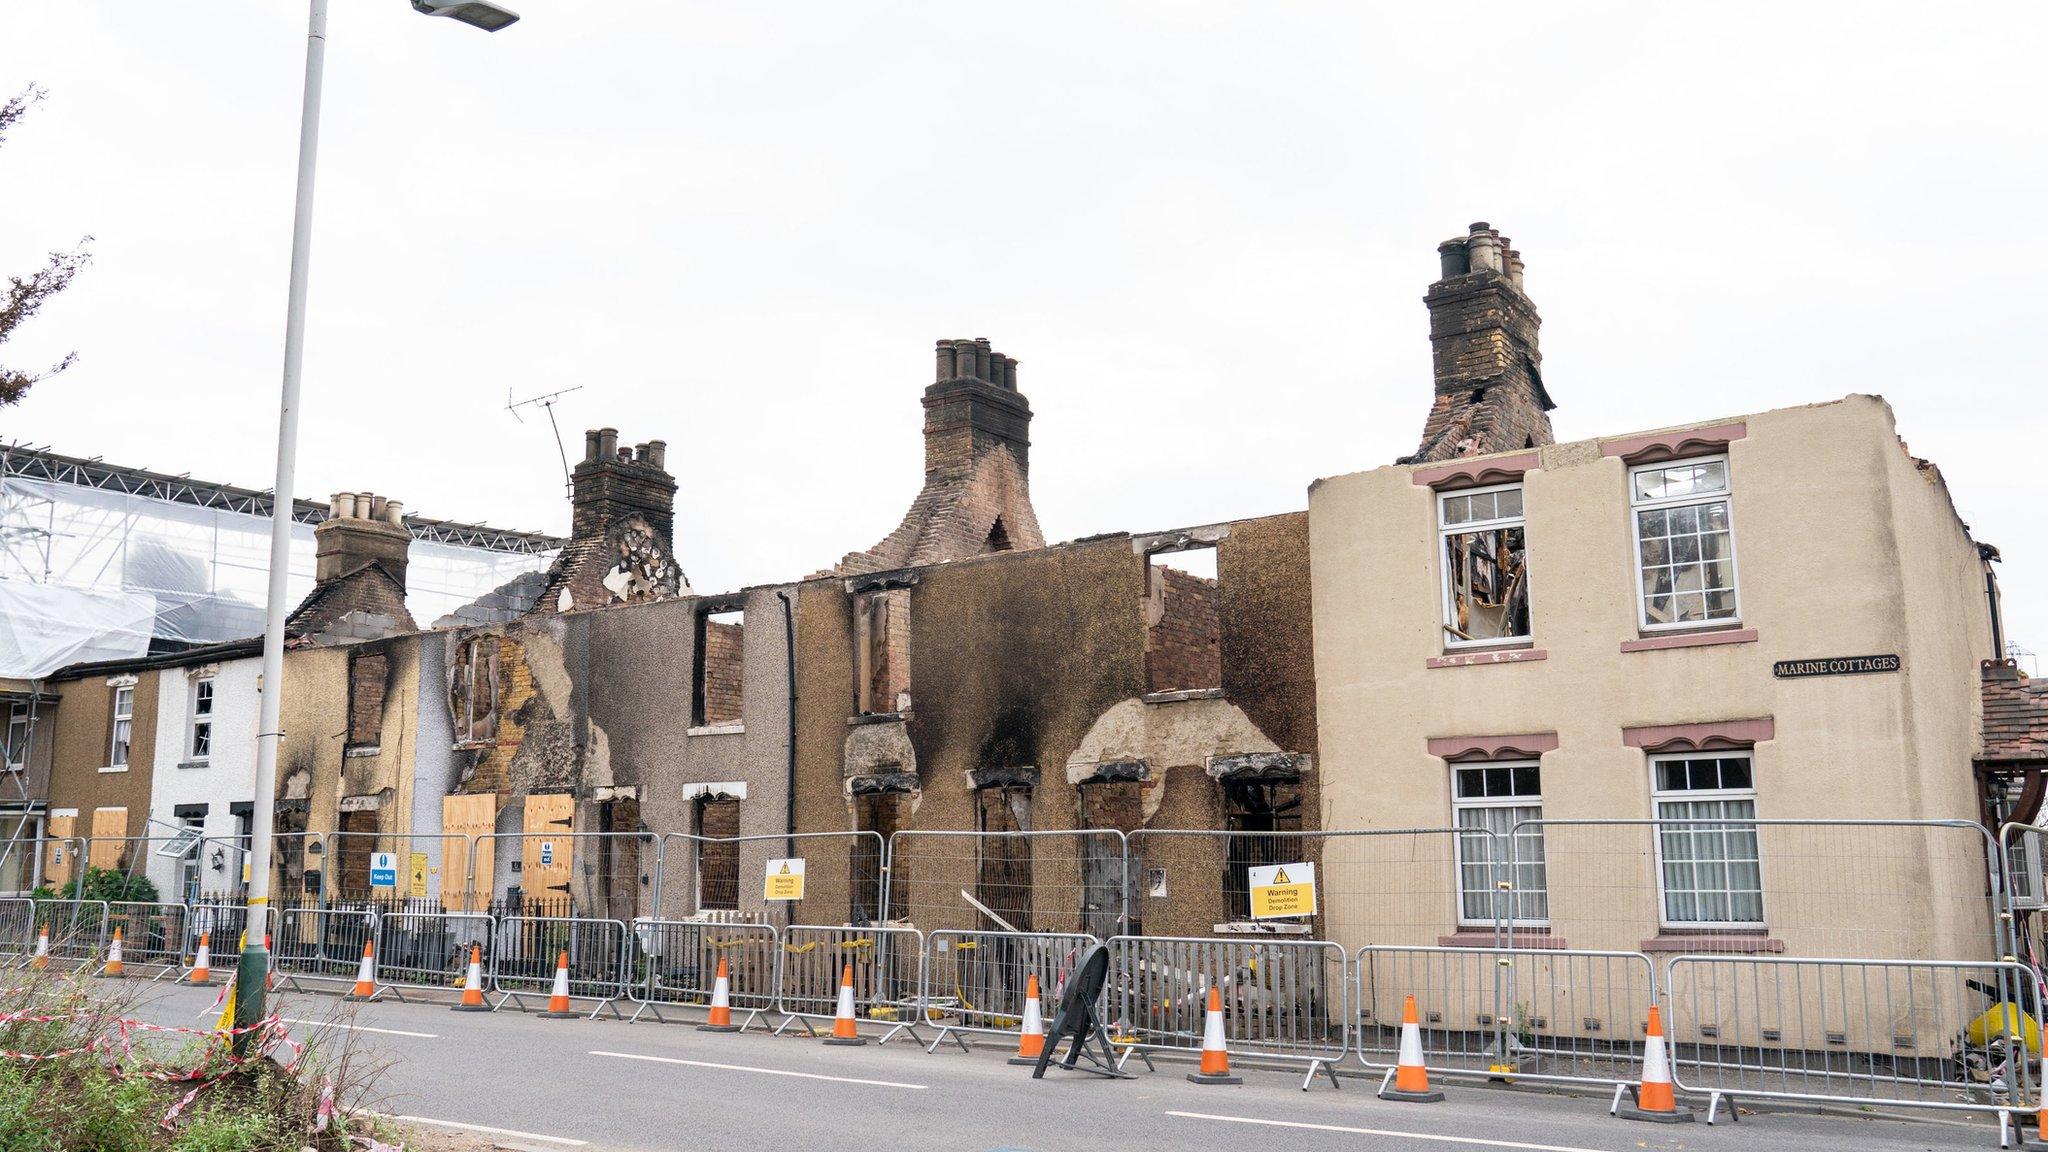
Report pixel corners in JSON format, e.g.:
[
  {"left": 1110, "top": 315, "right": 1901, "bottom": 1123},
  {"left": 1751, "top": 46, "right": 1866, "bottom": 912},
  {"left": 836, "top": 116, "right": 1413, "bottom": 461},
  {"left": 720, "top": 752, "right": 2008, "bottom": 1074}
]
[
  {"left": 521, "top": 793, "right": 575, "bottom": 907},
  {"left": 44, "top": 813, "right": 76, "bottom": 889},
  {"left": 89, "top": 807, "right": 128, "bottom": 870},
  {"left": 441, "top": 793, "right": 497, "bottom": 912}
]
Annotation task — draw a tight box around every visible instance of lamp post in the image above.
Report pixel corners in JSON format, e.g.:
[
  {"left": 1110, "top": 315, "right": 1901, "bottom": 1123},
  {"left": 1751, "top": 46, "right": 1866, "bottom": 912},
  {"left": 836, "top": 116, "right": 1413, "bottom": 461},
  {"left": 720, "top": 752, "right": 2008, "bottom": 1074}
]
[{"left": 237, "top": 0, "right": 519, "bottom": 1044}]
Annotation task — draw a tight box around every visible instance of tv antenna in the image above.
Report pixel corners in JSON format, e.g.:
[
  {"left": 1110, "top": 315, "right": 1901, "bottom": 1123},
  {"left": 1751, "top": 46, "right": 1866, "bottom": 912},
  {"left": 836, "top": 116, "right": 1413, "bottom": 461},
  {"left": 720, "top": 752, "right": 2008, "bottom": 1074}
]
[{"left": 506, "top": 386, "right": 584, "bottom": 497}]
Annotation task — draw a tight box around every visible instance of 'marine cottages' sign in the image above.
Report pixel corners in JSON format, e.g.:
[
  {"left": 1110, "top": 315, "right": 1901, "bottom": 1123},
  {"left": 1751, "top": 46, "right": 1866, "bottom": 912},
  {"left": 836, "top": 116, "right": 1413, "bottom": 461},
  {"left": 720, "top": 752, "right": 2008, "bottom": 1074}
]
[{"left": 1772, "top": 654, "right": 1901, "bottom": 679}]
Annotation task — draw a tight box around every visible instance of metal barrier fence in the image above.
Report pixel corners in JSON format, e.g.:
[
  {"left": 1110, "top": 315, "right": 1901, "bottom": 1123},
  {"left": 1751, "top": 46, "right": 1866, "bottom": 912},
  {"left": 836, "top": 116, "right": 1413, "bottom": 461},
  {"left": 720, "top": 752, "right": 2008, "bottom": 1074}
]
[
  {"left": 629, "top": 919, "right": 781, "bottom": 1027},
  {"left": 374, "top": 907, "right": 492, "bottom": 995},
  {"left": 105, "top": 900, "right": 190, "bottom": 977},
  {"left": 888, "top": 830, "right": 1130, "bottom": 939},
  {"left": 1356, "top": 945, "right": 1657, "bottom": 1092},
  {"left": 656, "top": 831, "right": 889, "bottom": 928},
  {"left": 1106, "top": 934, "right": 1348, "bottom": 1087},
  {"left": 274, "top": 905, "right": 378, "bottom": 991},
  {"left": 185, "top": 902, "right": 248, "bottom": 963},
  {"left": 922, "top": 930, "right": 1097, "bottom": 1052},
  {"left": 1666, "top": 955, "right": 2039, "bottom": 1119},
  {"left": 492, "top": 915, "right": 630, "bottom": 1013},
  {"left": 773, "top": 924, "right": 925, "bottom": 1043},
  {"left": 473, "top": 831, "right": 649, "bottom": 925},
  {"left": 33, "top": 899, "right": 108, "bottom": 965},
  {"left": 324, "top": 831, "right": 483, "bottom": 909},
  {"left": 0, "top": 897, "right": 33, "bottom": 955}
]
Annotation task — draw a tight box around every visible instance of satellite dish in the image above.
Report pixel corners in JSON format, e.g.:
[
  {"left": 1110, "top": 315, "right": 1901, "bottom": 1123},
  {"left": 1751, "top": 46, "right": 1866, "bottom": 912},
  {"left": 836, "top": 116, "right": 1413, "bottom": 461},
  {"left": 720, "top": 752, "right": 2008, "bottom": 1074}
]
[{"left": 1031, "top": 943, "right": 1132, "bottom": 1080}]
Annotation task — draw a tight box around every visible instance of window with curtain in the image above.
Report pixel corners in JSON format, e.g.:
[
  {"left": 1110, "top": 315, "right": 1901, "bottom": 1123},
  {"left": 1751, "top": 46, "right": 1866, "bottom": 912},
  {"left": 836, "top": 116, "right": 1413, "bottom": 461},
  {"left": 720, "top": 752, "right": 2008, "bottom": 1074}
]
[
  {"left": 1652, "top": 753, "right": 1763, "bottom": 926},
  {"left": 1452, "top": 762, "right": 1547, "bottom": 926}
]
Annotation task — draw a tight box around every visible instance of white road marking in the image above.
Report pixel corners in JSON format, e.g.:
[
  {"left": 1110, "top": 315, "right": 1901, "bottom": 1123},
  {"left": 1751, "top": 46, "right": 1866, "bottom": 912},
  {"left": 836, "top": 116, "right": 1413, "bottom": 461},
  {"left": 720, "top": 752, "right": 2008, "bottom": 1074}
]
[
  {"left": 281, "top": 1017, "right": 438, "bottom": 1039},
  {"left": 1166, "top": 1111, "right": 1617, "bottom": 1152},
  {"left": 589, "top": 1049, "right": 929, "bottom": 1090},
  {"left": 384, "top": 1114, "right": 587, "bottom": 1146}
]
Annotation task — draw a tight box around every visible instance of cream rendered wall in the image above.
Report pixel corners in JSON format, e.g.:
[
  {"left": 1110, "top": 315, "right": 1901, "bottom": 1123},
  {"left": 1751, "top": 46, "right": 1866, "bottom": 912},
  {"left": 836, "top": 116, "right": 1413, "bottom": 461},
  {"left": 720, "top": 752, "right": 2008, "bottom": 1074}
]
[
  {"left": 1309, "top": 396, "right": 1994, "bottom": 970},
  {"left": 144, "top": 656, "right": 261, "bottom": 900}
]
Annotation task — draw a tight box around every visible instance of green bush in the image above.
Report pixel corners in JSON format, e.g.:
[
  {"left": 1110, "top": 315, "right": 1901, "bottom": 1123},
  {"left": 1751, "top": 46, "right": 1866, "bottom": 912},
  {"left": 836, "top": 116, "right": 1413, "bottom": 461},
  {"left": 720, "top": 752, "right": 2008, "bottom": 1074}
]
[{"left": 34, "top": 867, "right": 162, "bottom": 905}]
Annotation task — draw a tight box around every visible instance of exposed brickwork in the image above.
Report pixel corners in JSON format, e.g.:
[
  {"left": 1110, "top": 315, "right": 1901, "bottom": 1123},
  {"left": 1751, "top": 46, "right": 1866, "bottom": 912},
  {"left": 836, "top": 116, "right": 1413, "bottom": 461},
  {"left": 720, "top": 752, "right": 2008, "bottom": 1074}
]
[
  {"left": 532, "top": 430, "right": 684, "bottom": 615},
  {"left": 1982, "top": 659, "right": 2048, "bottom": 762},
  {"left": 1146, "top": 562, "right": 1222, "bottom": 693},
  {"left": 346, "top": 650, "right": 387, "bottom": 747},
  {"left": 857, "top": 587, "right": 912, "bottom": 713},
  {"left": 698, "top": 618, "right": 745, "bottom": 726},
  {"left": 836, "top": 338, "right": 1045, "bottom": 574},
  {"left": 1405, "top": 223, "right": 1556, "bottom": 464},
  {"left": 284, "top": 564, "right": 413, "bottom": 640}
]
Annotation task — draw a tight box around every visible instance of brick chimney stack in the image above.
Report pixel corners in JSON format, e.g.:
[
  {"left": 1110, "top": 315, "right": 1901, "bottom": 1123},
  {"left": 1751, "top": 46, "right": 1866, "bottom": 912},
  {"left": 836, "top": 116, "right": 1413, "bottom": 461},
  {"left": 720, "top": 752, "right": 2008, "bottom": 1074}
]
[
  {"left": 571, "top": 427, "right": 676, "bottom": 545},
  {"left": 923, "top": 337, "right": 1030, "bottom": 478},
  {"left": 1403, "top": 221, "right": 1556, "bottom": 463},
  {"left": 315, "top": 491, "right": 410, "bottom": 590}
]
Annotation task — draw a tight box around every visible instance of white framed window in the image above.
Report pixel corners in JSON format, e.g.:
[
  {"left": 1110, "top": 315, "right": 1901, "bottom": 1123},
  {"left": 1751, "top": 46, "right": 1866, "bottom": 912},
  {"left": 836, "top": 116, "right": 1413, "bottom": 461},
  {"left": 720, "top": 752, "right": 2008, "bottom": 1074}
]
[
  {"left": 1438, "top": 483, "right": 1530, "bottom": 647},
  {"left": 0, "top": 815, "right": 41, "bottom": 893},
  {"left": 189, "top": 678, "right": 215, "bottom": 761},
  {"left": 4, "top": 702, "right": 28, "bottom": 772},
  {"left": 1629, "top": 455, "right": 1740, "bottom": 631},
  {"left": 1651, "top": 752, "right": 1763, "bottom": 928},
  {"left": 1451, "top": 761, "right": 1547, "bottom": 926},
  {"left": 108, "top": 683, "right": 135, "bottom": 768}
]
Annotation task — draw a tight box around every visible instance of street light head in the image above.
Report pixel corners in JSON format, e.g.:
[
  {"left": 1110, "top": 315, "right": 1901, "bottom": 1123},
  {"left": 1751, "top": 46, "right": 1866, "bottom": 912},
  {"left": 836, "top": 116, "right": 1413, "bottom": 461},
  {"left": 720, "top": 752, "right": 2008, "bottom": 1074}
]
[{"left": 409, "top": 0, "right": 520, "bottom": 31}]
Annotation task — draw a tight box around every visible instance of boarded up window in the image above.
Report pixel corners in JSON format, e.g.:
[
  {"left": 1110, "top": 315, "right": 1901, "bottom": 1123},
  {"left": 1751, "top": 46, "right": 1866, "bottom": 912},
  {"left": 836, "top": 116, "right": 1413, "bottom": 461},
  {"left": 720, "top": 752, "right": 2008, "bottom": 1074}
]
[
  {"left": 88, "top": 807, "right": 127, "bottom": 871},
  {"left": 854, "top": 588, "right": 912, "bottom": 715},
  {"left": 975, "top": 787, "right": 1033, "bottom": 932},
  {"left": 694, "top": 610, "right": 745, "bottom": 727},
  {"left": 44, "top": 813, "right": 75, "bottom": 890},
  {"left": 347, "top": 651, "right": 388, "bottom": 749},
  {"left": 1222, "top": 778, "right": 1303, "bottom": 921},
  {"left": 521, "top": 793, "right": 575, "bottom": 910},
  {"left": 695, "top": 795, "right": 740, "bottom": 910},
  {"left": 335, "top": 808, "right": 377, "bottom": 900},
  {"left": 1144, "top": 546, "right": 1221, "bottom": 693},
  {"left": 850, "top": 791, "right": 908, "bottom": 924},
  {"left": 441, "top": 793, "right": 497, "bottom": 912}
]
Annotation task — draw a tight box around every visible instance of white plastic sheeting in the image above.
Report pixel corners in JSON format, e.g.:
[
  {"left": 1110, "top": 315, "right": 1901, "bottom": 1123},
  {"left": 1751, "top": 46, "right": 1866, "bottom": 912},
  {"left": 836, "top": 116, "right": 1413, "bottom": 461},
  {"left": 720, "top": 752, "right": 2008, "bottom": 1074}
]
[
  {"left": 0, "top": 474, "right": 552, "bottom": 666},
  {"left": 0, "top": 581, "right": 155, "bottom": 678}
]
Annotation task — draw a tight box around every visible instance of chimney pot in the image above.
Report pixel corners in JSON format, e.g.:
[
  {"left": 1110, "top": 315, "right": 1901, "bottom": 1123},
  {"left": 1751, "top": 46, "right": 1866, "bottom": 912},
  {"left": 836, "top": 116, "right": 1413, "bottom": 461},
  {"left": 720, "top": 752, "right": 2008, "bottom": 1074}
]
[
  {"left": 935, "top": 340, "right": 956, "bottom": 383},
  {"left": 1437, "top": 238, "right": 1470, "bottom": 279},
  {"left": 951, "top": 340, "right": 978, "bottom": 380},
  {"left": 383, "top": 499, "right": 404, "bottom": 526},
  {"left": 597, "top": 428, "right": 619, "bottom": 460},
  {"left": 1506, "top": 249, "right": 1526, "bottom": 292},
  {"left": 1000, "top": 355, "right": 1017, "bottom": 390},
  {"left": 584, "top": 429, "right": 601, "bottom": 462},
  {"left": 644, "top": 440, "right": 667, "bottom": 471},
  {"left": 333, "top": 492, "right": 355, "bottom": 519},
  {"left": 367, "top": 495, "right": 387, "bottom": 522},
  {"left": 972, "top": 341, "right": 991, "bottom": 382},
  {"left": 1467, "top": 229, "right": 1502, "bottom": 273}
]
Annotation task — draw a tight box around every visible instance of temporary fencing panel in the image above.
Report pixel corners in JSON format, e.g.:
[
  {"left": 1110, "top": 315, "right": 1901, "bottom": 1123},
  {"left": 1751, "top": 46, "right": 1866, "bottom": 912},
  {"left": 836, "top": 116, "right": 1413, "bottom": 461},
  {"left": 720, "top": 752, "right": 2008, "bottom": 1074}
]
[
  {"left": 1666, "top": 955, "right": 2040, "bottom": 1116},
  {"left": 474, "top": 831, "right": 646, "bottom": 923},
  {"left": 922, "top": 930, "right": 1096, "bottom": 1048},
  {"left": 374, "top": 906, "right": 493, "bottom": 994},
  {"left": 1106, "top": 935, "right": 1349, "bottom": 1077},
  {"left": 887, "top": 830, "right": 1130, "bottom": 938},
  {"left": 659, "top": 832, "right": 890, "bottom": 929},
  {"left": 774, "top": 924, "right": 925, "bottom": 1041},
  {"left": 273, "top": 905, "right": 379, "bottom": 989},
  {"left": 104, "top": 901, "right": 190, "bottom": 976},
  {"left": 1356, "top": 945, "right": 1656, "bottom": 1090},
  {"left": 324, "top": 832, "right": 479, "bottom": 910},
  {"left": 629, "top": 919, "right": 781, "bottom": 1025},
  {"left": 34, "top": 899, "right": 108, "bottom": 963},
  {"left": 0, "top": 897, "right": 32, "bottom": 955},
  {"left": 185, "top": 903, "right": 248, "bottom": 962},
  {"left": 491, "top": 915, "right": 630, "bottom": 1009}
]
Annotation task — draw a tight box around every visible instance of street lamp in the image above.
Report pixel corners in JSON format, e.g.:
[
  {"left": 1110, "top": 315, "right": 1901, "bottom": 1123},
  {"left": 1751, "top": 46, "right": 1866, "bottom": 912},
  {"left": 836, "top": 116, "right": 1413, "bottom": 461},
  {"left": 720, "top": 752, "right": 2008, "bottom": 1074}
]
[{"left": 237, "top": 0, "right": 518, "bottom": 1045}]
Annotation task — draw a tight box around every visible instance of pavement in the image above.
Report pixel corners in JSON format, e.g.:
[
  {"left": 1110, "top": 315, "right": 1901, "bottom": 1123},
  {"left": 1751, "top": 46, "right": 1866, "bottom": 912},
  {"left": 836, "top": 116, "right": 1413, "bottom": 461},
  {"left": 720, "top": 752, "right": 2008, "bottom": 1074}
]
[{"left": 109, "top": 974, "right": 2010, "bottom": 1152}]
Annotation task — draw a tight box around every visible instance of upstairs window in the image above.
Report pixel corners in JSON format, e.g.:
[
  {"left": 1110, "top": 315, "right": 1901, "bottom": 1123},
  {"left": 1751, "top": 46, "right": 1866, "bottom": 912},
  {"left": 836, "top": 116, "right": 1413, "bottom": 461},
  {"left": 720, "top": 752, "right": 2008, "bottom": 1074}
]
[
  {"left": 188, "top": 678, "right": 215, "bottom": 761},
  {"left": 1630, "top": 456, "right": 1739, "bottom": 630},
  {"left": 1651, "top": 752, "right": 1762, "bottom": 927},
  {"left": 452, "top": 637, "right": 499, "bottom": 746},
  {"left": 4, "top": 702, "right": 28, "bottom": 772},
  {"left": 1438, "top": 484, "right": 1530, "bottom": 647},
  {"left": 693, "top": 608, "right": 745, "bottom": 728},
  {"left": 347, "top": 651, "right": 388, "bottom": 750},
  {"left": 854, "top": 587, "right": 911, "bottom": 715},
  {"left": 1145, "top": 544, "right": 1221, "bottom": 694},
  {"left": 108, "top": 682, "right": 135, "bottom": 768}
]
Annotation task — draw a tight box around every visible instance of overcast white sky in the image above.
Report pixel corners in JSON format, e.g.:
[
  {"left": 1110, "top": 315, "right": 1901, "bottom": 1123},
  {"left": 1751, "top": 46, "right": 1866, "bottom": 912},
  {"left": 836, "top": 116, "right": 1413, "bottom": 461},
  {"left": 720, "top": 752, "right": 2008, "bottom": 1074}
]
[{"left": 3, "top": 3, "right": 2045, "bottom": 653}]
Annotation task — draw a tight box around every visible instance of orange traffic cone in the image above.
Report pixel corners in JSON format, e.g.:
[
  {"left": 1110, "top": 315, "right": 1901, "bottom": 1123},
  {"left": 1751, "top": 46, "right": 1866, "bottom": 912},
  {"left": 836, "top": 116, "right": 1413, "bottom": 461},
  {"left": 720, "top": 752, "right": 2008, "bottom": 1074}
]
[
  {"left": 698, "top": 955, "right": 740, "bottom": 1033},
  {"left": 822, "top": 963, "right": 866, "bottom": 1046},
  {"left": 539, "top": 950, "right": 576, "bottom": 1019},
  {"left": 1379, "top": 994, "right": 1443, "bottom": 1102},
  {"left": 30, "top": 926, "right": 48, "bottom": 971},
  {"left": 96, "top": 926, "right": 125, "bottom": 979},
  {"left": 1186, "top": 983, "right": 1241, "bottom": 1084},
  {"left": 264, "top": 933, "right": 276, "bottom": 992},
  {"left": 2032, "top": 1042, "right": 2048, "bottom": 1148},
  {"left": 451, "top": 944, "right": 489, "bottom": 1012},
  {"left": 1007, "top": 973, "right": 1047, "bottom": 1065},
  {"left": 182, "top": 932, "right": 212, "bottom": 985},
  {"left": 1615, "top": 1005, "right": 1691, "bottom": 1122},
  {"left": 344, "top": 938, "right": 377, "bottom": 1001}
]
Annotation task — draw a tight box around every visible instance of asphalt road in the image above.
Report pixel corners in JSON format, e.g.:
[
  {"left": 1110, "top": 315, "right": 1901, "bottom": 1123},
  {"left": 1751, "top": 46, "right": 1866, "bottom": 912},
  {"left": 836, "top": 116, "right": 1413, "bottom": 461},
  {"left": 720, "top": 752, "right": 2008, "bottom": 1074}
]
[{"left": 112, "top": 976, "right": 2003, "bottom": 1152}]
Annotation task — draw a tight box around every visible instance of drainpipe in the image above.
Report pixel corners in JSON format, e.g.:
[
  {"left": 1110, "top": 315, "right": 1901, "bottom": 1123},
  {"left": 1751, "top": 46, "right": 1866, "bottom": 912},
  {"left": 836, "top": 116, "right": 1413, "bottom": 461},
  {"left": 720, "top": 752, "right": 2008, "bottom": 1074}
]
[
  {"left": 1983, "top": 550, "right": 2006, "bottom": 660},
  {"left": 777, "top": 590, "right": 797, "bottom": 862}
]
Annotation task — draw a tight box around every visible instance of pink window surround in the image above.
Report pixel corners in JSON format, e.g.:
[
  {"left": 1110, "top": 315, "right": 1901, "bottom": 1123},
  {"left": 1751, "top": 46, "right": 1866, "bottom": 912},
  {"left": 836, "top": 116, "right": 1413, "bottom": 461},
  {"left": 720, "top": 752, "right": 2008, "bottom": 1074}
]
[
  {"left": 1622, "top": 717, "right": 1775, "bottom": 754},
  {"left": 1600, "top": 420, "right": 1747, "bottom": 465},
  {"left": 1427, "top": 732, "right": 1559, "bottom": 762},
  {"left": 1427, "top": 647, "right": 1548, "bottom": 669},
  {"left": 1640, "top": 933, "right": 1784, "bottom": 954},
  {"left": 1619, "top": 628, "right": 1758, "bottom": 653},
  {"left": 1410, "top": 450, "right": 1540, "bottom": 490},
  {"left": 1439, "top": 930, "right": 1568, "bottom": 950}
]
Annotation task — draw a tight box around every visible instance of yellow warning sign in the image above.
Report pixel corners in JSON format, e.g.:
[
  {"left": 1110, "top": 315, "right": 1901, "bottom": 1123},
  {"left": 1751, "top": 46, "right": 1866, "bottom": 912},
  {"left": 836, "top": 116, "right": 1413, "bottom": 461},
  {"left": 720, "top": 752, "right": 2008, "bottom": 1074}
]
[
  {"left": 1247, "top": 861, "right": 1317, "bottom": 919},
  {"left": 409, "top": 852, "right": 430, "bottom": 899},
  {"left": 763, "top": 857, "right": 806, "bottom": 902}
]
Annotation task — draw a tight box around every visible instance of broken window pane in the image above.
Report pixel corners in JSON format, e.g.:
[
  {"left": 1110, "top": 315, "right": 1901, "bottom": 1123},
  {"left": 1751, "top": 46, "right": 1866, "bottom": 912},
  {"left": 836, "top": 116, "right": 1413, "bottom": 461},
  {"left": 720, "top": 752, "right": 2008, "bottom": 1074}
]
[
  {"left": 1222, "top": 777, "right": 1302, "bottom": 922},
  {"left": 1630, "top": 456, "right": 1739, "bottom": 629},
  {"left": 694, "top": 608, "right": 745, "bottom": 726},
  {"left": 1438, "top": 484, "right": 1531, "bottom": 645},
  {"left": 1145, "top": 545, "right": 1221, "bottom": 693}
]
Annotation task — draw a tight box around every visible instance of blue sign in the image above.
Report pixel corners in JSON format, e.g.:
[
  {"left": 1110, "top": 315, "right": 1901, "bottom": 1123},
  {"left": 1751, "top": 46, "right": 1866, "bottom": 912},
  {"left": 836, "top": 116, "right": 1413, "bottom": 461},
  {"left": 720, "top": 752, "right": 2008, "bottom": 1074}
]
[
  {"left": 370, "top": 851, "right": 398, "bottom": 889},
  {"left": 540, "top": 841, "right": 555, "bottom": 867}
]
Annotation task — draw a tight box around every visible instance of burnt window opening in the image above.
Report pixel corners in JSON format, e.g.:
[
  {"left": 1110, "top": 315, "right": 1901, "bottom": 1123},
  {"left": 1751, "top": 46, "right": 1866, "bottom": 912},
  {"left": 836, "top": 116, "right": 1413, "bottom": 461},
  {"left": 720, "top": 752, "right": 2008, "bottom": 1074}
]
[
  {"left": 850, "top": 790, "right": 909, "bottom": 924},
  {"left": 1438, "top": 484, "right": 1530, "bottom": 646},
  {"left": 1144, "top": 544, "right": 1221, "bottom": 694},
  {"left": 983, "top": 517, "right": 1012, "bottom": 554},
  {"left": 346, "top": 650, "right": 388, "bottom": 750},
  {"left": 694, "top": 794, "right": 740, "bottom": 911},
  {"left": 1079, "top": 779, "right": 1144, "bottom": 937},
  {"left": 598, "top": 797, "right": 642, "bottom": 922},
  {"left": 335, "top": 808, "right": 378, "bottom": 901},
  {"left": 854, "top": 588, "right": 911, "bottom": 716},
  {"left": 452, "top": 636, "right": 499, "bottom": 746},
  {"left": 693, "top": 608, "right": 745, "bottom": 727},
  {"left": 1222, "top": 777, "right": 1303, "bottom": 922},
  {"left": 975, "top": 786, "right": 1033, "bottom": 932}
]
